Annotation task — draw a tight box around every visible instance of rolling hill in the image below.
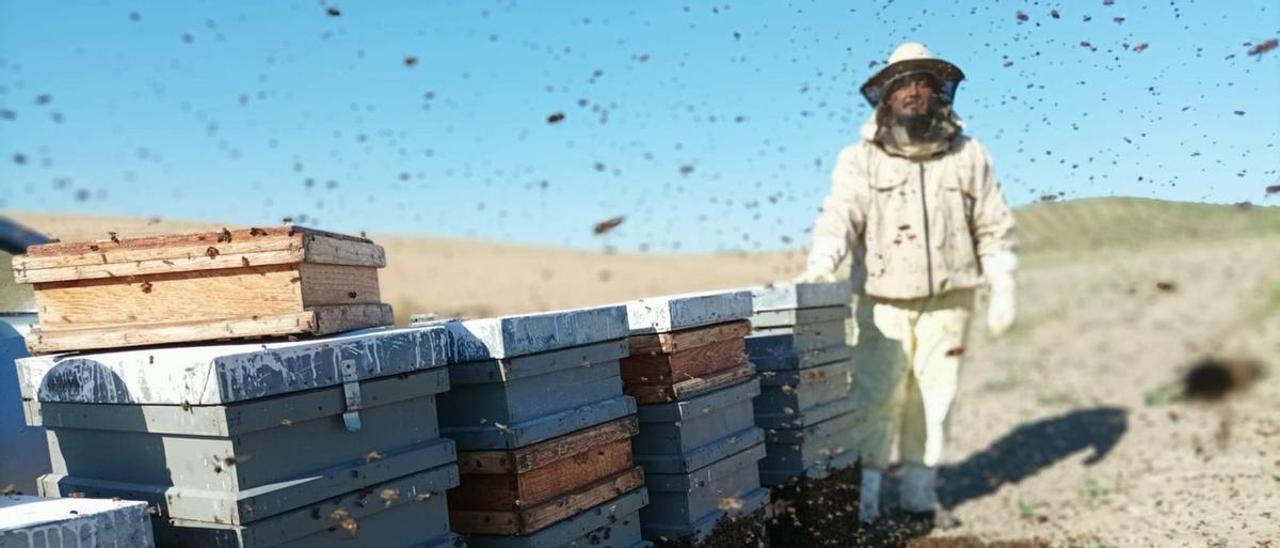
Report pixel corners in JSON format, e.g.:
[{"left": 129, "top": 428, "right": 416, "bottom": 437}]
[{"left": 3, "top": 197, "right": 1277, "bottom": 320}]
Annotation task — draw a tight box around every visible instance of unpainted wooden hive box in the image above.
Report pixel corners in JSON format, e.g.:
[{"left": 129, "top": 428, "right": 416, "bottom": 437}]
[{"left": 12, "top": 226, "right": 392, "bottom": 353}]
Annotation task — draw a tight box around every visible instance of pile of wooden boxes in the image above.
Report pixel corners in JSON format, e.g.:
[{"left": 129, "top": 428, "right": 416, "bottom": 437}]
[
  {"left": 747, "top": 282, "right": 861, "bottom": 544},
  {"left": 414, "top": 306, "right": 649, "bottom": 548},
  {"left": 621, "top": 291, "right": 769, "bottom": 547},
  {"left": 11, "top": 227, "right": 461, "bottom": 547}
]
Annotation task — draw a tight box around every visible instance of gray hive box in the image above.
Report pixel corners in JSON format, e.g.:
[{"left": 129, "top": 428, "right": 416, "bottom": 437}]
[
  {"left": 747, "top": 282, "right": 852, "bottom": 312},
  {"left": 465, "top": 488, "right": 650, "bottom": 548},
  {"left": 758, "top": 410, "right": 860, "bottom": 486},
  {"left": 746, "top": 320, "right": 846, "bottom": 363},
  {"left": 17, "top": 327, "right": 460, "bottom": 547},
  {"left": 746, "top": 282, "right": 853, "bottom": 371},
  {"left": 746, "top": 282, "right": 860, "bottom": 487},
  {"left": 747, "top": 344, "right": 851, "bottom": 372},
  {"left": 749, "top": 305, "right": 850, "bottom": 329},
  {"left": 640, "top": 442, "right": 766, "bottom": 538},
  {"left": 632, "top": 378, "right": 762, "bottom": 474},
  {"left": 754, "top": 391, "right": 854, "bottom": 431},
  {"left": 412, "top": 305, "right": 629, "bottom": 361},
  {"left": 622, "top": 290, "right": 752, "bottom": 335},
  {"left": 754, "top": 360, "right": 852, "bottom": 427},
  {"left": 428, "top": 308, "right": 636, "bottom": 450},
  {"left": 640, "top": 486, "right": 769, "bottom": 543},
  {"left": 0, "top": 495, "right": 154, "bottom": 548},
  {"left": 437, "top": 339, "right": 634, "bottom": 450}
]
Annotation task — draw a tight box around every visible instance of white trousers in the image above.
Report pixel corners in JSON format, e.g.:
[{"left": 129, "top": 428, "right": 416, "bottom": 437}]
[{"left": 849, "top": 289, "right": 974, "bottom": 469}]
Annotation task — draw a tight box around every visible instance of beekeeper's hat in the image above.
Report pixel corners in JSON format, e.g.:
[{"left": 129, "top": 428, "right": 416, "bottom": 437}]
[{"left": 860, "top": 42, "right": 965, "bottom": 107}]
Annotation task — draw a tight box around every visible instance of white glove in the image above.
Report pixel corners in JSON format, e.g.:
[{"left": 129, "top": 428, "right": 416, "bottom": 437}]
[
  {"left": 794, "top": 266, "right": 837, "bottom": 284},
  {"left": 796, "top": 236, "right": 844, "bottom": 284},
  {"left": 982, "top": 252, "right": 1017, "bottom": 337}
]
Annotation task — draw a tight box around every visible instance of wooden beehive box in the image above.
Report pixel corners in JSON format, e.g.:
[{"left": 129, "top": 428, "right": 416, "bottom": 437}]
[
  {"left": 449, "top": 417, "right": 644, "bottom": 536},
  {"left": 12, "top": 226, "right": 392, "bottom": 353},
  {"left": 624, "top": 320, "right": 753, "bottom": 404},
  {"left": 621, "top": 290, "right": 755, "bottom": 404}
]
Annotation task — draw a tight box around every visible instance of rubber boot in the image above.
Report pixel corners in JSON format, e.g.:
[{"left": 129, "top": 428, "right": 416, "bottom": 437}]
[
  {"left": 900, "top": 464, "right": 961, "bottom": 529},
  {"left": 859, "top": 467, "right": 882, "bottom": 524},
  {"left": 899, "top": 464, "right": 939, "bottom": 512}
]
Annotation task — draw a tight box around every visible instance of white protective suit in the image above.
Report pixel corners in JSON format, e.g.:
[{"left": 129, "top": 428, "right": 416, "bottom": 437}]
[{"left": 802, "top": 100, "right": 1018, "bottom": 519}]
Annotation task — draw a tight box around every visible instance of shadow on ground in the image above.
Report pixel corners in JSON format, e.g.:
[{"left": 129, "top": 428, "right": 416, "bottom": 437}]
[{"left": 858, "top": 406, "right": 1129, "bottom": 547}]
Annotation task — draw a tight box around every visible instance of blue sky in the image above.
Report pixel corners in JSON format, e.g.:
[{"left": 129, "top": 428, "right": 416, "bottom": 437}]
[{"left": 0, "top": 0, "right": 1276, "bottom": 252}]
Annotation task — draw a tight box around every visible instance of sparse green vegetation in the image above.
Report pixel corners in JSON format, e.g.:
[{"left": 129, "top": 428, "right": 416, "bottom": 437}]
[
  {"left": 1015, "top": 197, "right": 1280, "bottom": 258},
  {"left": 1064, "top": 537, "right": 1114, "bottom": 548},
  {"left": 1142, "top": 380, "right": 1185, "bottom": 406},
  {"left": 1016, "top": 498, "right": 1042, "bottom": 521},
  {"left": 979, "top": 375, "right": 1021, "bottom": 393},
  {"left": 1264, "top": 280, "right": 1280, "bottom": 317},
  {"left": 1035, "top": 391, "right": 1078, "bottom": 407},
  {"left": 1080, "top": 476, "right": 1112, "bottom": 509}
]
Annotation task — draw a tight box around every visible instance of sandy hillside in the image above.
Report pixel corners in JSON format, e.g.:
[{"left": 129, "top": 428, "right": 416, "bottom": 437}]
[
  {"left": 2, "top": 211, "right": 805, "bottom": 322},
  {"left": 3, "top": 199, "right": 1279, "bottom": 545}
]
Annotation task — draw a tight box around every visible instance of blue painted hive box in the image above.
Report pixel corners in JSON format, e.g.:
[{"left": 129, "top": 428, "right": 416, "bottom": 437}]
[
  {"left": 758, "top": 410, "right": 860, "bottom": 486},
  {"left": 640, "top": 442, "right": 767, "bottom": 536},
  {"left": 746, "top": 320, "right": 847, "bottom": 365},
  {"left": 419, "top": 306, "right": 637, "bottom": 450},
  {"left": 754, "top": 359, "right": 853, "bottom": 426},
  {"left": 641, "top": 485, "right": 770, "bottom": 545},
  {"left": 632, "top": 378, "right": 763, "bottom": 474}
]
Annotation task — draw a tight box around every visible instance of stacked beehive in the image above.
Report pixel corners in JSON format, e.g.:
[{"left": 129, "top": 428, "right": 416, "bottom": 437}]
[
  {"left": 12, "top": 228, "right": 462, "bottom": 547},
  {"left": 746, "top": 282, "right": 861, "bottom": 545},
  {"left": 621, "top": 291, "right": 770, "bottom": 547},
  {"left": 414, "top": 306, "right": 650, "bottom": 548},
  {"left": 747, "top": 282, "right": 858, "bottom": 483}
]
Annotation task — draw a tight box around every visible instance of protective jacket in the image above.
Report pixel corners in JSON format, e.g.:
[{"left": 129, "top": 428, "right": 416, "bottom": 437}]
[{"left": 806, "top": 118, "right": 1017, "bottom": 300}]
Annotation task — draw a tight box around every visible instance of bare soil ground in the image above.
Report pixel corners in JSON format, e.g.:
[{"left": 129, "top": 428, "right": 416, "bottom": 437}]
[
  {"left": 5, "top": 209, "right": 1278, "bottom": 546},
  {"left": 927, "top": 235, "right": 1280, "bottom": 547}
]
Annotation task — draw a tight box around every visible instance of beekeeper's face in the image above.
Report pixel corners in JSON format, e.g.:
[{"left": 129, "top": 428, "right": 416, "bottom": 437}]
[{"left": 887, "top": 74, "right": 938, "bottom": 119}]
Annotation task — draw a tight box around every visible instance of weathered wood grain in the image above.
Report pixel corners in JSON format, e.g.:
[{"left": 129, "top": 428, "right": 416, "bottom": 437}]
[
  {"left": 621, "top": 336, "right": 747, "bottom": 386},
  {"left": 448, "top": 466, "right": 644, "bottom": 535},
  {"left": 460, "top": 487, "right": 649, "bottom": 548},
  {"left": 14, "top": 226, "right": 384, "bottom": 283},
  {"left": 16, "top": 247, "right": 304, "bottom": 284},
  {"left": 450, "top": 438, "right": 633, "bottom": 511},
  {"left": 15, "top": 226, "right": 390, "bottom": 352},
  {"left": 24, "top": 303, "right": 392, "bottom": 354},
  {"left": 627, "top": 363, "right": 756, "bottom": 404},
  {"left": 21, "top": 226, "right": 298, "bottom": 257},
  {"left": 297, "top": 263, "right": 382, "bottom": 305},
  {"left": 627, "top": 320, "right": 750, "bottom": 354},
  {"left": 310, "top": 303, "right": 395, "bottom": 335},
  {"left": 456, "top": 417, "right": 638, "bottom": 474},
  {"left": 34, "top": 264, "right": 383, "bottom": 330},
  {"left": 33, "top": 264, "right": 303, "bottom": 328}
]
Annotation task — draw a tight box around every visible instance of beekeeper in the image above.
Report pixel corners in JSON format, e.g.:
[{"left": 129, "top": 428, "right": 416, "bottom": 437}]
[{"left": 796, "top": 42, "right": 1018, "bottom": 526}]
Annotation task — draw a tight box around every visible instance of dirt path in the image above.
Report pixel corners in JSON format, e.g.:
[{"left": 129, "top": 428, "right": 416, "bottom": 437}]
[{"left": 917, "top": 236, "right": 1280, "bottom": 546}]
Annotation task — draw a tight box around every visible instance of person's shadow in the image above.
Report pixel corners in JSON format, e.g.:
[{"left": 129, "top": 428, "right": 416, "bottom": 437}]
[{"left": 862, "top": 406, "right": 1129, "bottom": 546}]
